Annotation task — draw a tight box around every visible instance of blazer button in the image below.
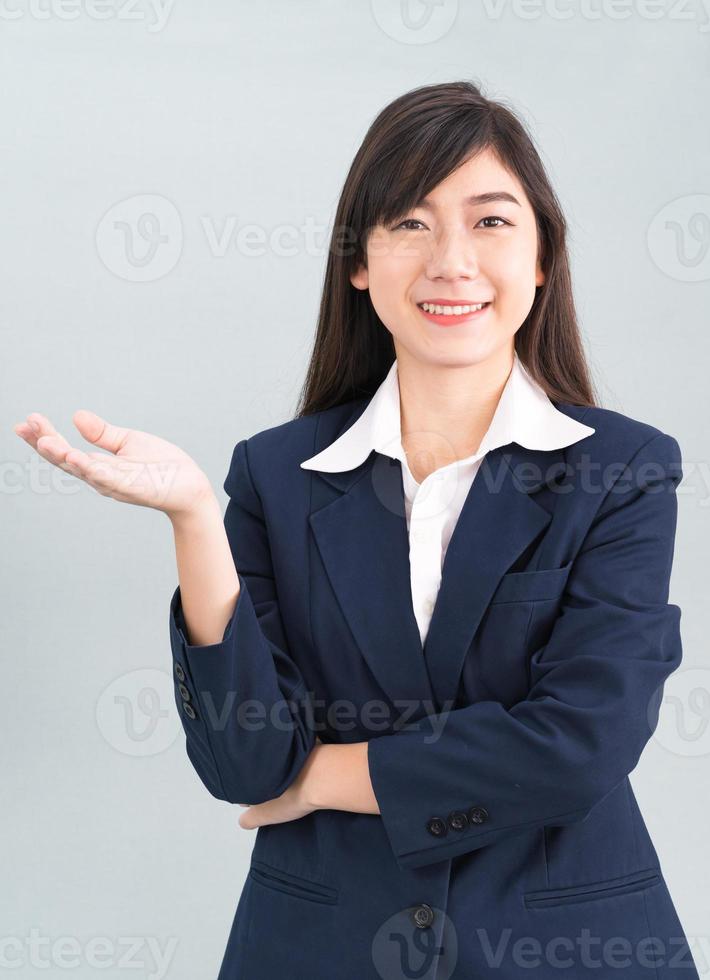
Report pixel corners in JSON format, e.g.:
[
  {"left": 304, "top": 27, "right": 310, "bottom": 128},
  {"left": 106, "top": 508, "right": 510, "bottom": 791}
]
[
  {"left": 468, "top": 805, "right": 489, "bottom": 825},
  {"left": 183, "top": 702, "right": 197, "bottom": 720},
  {"left": 411, "top": 903, "right": 435, "bottom": 929},
  {"left": 447, "top": 809, "right": 469, "bottom": 831},
  {"left": 178, "top": 683, "right": 191, "bottom": 702},
  {"left": 426, "top": 816, "right": 448, "bottom": 838},
  {"left": 175, "top": 663, "right": 185, "bottom": 682}
]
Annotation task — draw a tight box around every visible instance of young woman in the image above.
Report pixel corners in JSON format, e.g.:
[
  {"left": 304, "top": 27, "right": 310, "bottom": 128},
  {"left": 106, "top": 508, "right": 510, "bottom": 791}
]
[{"left": 15, "top": 81, "right": 698, "bottom": 979}]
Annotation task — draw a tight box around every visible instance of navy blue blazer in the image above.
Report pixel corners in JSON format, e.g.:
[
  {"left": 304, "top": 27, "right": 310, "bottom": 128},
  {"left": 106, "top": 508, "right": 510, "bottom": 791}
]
[{"left": 169, "top": 394, "right": 698, "bottom": 979}]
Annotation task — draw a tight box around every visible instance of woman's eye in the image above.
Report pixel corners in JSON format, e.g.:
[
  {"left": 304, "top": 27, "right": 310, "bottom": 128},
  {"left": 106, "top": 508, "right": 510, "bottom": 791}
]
[
  {"left": 393, "top": 218, "right": 425, "bottom": 231},
  {"left": 477, "top": 216, "right": 509, "bottom": 228},
  {"left": 392, "top": 215, "right": 510, "bottom": 231}
]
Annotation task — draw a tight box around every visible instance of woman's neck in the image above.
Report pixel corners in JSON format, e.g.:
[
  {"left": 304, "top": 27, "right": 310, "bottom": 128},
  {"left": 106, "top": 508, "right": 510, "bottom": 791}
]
[{"left": 396, "top": 345, "right": 514, "bottom": 483}]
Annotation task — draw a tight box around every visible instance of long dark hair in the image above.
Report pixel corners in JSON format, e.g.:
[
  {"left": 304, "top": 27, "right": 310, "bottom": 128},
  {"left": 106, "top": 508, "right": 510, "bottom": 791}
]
[{"left": 295, "top": 80, "right": 598, "bottom": 418}]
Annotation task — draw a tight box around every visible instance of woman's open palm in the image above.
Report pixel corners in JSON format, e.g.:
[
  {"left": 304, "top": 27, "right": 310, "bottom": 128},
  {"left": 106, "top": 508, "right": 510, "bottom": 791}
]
[{"left": 13, "top": 409, "right": 214, "bottom": 519}]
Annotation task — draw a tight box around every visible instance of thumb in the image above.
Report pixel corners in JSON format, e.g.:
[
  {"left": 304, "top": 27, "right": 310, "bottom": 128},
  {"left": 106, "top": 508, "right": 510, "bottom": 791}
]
[{"left": 72, "top": 410, "right": 131, "bottom": 455}]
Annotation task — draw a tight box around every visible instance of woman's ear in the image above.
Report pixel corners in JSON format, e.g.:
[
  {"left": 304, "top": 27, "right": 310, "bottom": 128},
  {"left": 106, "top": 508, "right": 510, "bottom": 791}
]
[
  {"left": 350, "top": 262, "right": 369, "bottom": 291},
  {"left": 534, "top": 254, "right": 545, "bottom": 288}
]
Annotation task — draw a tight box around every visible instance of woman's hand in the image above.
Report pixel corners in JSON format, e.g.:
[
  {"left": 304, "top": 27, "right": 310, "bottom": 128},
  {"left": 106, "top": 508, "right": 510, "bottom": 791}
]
[
  {"left": 13, "top": 410, "right": 214, "bottom": 521},
  {"left": 236, "top": 736, "right": 380, "bottom": 828},
  {"left": 237, "top": 738, "right": 325, "bottom": 830}
]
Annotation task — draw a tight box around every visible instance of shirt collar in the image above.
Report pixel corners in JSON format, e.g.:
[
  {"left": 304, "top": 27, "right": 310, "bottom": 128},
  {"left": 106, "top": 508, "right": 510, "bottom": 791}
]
[{"left": 300, "top": 350, "right": 595, "bottom": 473}]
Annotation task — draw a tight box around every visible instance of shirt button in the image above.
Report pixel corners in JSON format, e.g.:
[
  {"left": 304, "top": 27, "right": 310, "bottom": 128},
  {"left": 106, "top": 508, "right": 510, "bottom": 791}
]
[{"left": 423, "top": 597, "right": 436, "bottom": 615}]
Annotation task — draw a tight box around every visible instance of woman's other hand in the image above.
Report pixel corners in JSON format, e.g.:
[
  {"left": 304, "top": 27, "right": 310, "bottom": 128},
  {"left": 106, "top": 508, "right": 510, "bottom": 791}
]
[
  {"left": 13, "top": 409, "right": 214, "bottom": 521},
  {"left": 236, "top": 738, "right": 325, "bottom": 830}
]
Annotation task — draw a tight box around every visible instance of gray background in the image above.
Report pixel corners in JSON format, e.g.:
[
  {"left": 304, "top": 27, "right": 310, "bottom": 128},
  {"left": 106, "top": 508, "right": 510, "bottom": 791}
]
[{"left": 3, "top": 1, "right": 709, "bottom": 977}]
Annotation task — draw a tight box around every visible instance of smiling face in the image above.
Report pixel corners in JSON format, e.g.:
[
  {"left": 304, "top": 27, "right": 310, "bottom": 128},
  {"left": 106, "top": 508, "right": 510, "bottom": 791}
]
[{"left": 350, "top": 146, "right": 545, "bottom": 368}]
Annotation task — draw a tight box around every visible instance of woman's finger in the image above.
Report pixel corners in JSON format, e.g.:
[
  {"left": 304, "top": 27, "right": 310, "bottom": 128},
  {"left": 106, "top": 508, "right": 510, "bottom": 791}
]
[
  {"left": 13, "top": 422, "right": 35, "bottom": 440},
  {"left": 15, "top": 412, "right": 130, "bottom": 484},
  {"left": 72, "top": 410, "right": 131, "bottom": 456},
  {"left": 16, "top": 413, "right": 72, "bottom": 454},
  {"left": 15, "top": 415, "right": 83, "bottom": 480},
  {"left": 34, "top": 436, "right": 114, "bottom": 489},
  {"left": 34, "top": 434, "right": 83, "bottom": 475}
]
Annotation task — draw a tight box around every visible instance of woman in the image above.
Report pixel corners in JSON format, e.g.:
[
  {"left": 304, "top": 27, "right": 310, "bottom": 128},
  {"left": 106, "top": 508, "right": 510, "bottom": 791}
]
[{"left": 15, "top": 82, "right": 698, "bottom": 979}]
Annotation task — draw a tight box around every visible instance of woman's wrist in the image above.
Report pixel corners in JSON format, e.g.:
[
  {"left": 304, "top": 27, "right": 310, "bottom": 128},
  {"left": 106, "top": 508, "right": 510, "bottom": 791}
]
[{"left": 169, "top": 491, "right": 222, "bottom": 533}]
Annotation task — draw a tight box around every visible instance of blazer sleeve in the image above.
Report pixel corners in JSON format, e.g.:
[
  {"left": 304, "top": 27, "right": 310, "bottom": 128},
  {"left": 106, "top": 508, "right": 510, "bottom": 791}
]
[
  {"left": 168, "top": 438, "right": 315, "bottom": 806},
  {"left": 366, "top": 432, "right": 684, "bottom": 871}
]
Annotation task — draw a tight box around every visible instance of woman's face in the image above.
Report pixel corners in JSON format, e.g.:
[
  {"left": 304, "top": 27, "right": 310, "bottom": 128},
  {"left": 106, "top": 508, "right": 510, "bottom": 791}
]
[{"left": 350, "top": 147, "right": 545, "bottom": 367}]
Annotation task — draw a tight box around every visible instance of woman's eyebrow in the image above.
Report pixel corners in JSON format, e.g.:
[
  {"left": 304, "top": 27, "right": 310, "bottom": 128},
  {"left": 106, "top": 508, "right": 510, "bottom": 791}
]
[{"left": 417, "top": 191, "right": 522, "bottom": 210}]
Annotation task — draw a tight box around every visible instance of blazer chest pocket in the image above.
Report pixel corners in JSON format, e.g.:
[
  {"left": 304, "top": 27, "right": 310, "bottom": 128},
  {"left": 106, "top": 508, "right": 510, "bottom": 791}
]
[
  {"left": 489, "top": 560, "right": 573, "bottom": 605},
  {"left": 249, "top": 859, "right": 339, "bottom": 905},
  {"left": 523, "top": 867, "right": 661, "bottom": 910}
]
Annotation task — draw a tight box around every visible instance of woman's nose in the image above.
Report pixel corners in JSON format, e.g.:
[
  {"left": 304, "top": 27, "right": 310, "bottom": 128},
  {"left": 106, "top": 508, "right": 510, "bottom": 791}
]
[{"left": 424, "top": 229, "right": 481, "bottom": 280}]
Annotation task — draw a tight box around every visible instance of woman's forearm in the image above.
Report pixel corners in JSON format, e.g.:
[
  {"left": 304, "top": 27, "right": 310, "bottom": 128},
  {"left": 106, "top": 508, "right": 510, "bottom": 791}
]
[
  {"left": 170, "top": 495, "right": 240, "bottom": 647},
  {"left": 306, "top": 741, "right": 380, "bottom": 814}
]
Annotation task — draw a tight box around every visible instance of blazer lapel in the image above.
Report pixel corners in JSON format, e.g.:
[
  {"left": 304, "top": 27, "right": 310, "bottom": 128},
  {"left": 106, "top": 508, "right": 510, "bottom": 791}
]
[
  {"left": 308, "top": 441, "right": 568, "bottom": 714},
  {"left": 308, "top": 452, "right": 436, "bottom": 710},
  {"left": 422, "top": 443, "right": 567, "bottom": 710}
]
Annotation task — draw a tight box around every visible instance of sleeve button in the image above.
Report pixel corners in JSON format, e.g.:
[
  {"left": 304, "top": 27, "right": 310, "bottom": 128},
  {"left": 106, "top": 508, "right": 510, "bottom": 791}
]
[
  {"left": 468, "top": 805, "right": 489, "bottom": 825},
  {"left": 175, "top": 663, "right": 185, "bottom": 682},
  {"left": 183, "top": 702, "right": 197, "bottom": 720},
  {"left": 425, "top": 816, "right": 448, "bottom": 837},
  {"left": 447, "top": 809, "right": 469, "bottom": 831},
  {"left": 178, "top": 683, "right": 191, "bottom": 702}
]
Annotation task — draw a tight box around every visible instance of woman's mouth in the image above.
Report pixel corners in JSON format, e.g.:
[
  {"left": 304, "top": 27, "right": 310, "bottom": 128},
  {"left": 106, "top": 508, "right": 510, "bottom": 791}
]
[{"left": 416, "top": 300, "right": 492, "bottom": 326}]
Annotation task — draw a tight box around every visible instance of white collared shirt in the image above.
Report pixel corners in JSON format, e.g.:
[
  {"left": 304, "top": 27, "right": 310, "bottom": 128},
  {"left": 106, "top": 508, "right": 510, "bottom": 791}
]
[{"left": 300, "top": 351, "right": 595, "bottom": 645}]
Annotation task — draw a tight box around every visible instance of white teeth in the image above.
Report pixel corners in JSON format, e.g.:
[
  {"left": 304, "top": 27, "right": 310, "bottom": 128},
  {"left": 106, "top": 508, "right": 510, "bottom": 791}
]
[{"left": 420, "top": 302, "right": 488, "bottom": 315}]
